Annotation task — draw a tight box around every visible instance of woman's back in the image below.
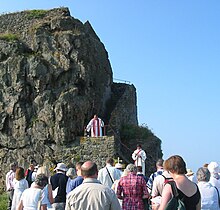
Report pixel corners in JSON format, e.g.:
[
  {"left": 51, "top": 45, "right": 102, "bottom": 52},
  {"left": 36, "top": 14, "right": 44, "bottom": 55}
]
[{"left": 177, "top": 181, "right": 200, "bottom": 210}]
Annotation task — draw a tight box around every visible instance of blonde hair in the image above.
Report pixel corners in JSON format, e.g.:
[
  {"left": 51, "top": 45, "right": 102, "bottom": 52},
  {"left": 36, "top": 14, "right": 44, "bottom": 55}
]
[{"left": 37, "top": 166, "right": 50, "bottom": 177}]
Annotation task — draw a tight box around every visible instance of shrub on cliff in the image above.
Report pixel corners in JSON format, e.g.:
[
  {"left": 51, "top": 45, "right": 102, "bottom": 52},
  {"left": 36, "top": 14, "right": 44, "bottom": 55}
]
[{"left": 26, "top": 9, "right": 47, "bottom": 19}]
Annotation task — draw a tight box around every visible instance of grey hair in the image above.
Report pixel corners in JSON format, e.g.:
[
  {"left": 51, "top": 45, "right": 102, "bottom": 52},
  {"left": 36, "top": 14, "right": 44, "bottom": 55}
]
[
  {"left": 126, "top": 164, "right": 137, "bottom": 173},
  {"left": 35, "top": 174, "right": 48, "bottom": 187},
  {"left": 66, "top": 168, "right": 77, "bottom": 179},
  {"left": 196, "top": 167, "right": 210, "bottom": 182}
]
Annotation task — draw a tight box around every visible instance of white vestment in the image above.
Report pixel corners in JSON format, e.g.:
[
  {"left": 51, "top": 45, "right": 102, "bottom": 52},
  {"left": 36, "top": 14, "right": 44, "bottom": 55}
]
[
  {"left": 132, "top": 149, "right": 147, "bottom": 175},
  {"left": 86, "top": 118, "right": 104, "bottom": 137}
]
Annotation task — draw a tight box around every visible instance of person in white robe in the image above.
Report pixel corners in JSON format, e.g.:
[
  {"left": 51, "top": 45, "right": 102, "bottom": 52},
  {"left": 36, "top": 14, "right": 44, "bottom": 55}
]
[
  {"left": 132, "top": 144, "right": 147, "bottom": 175},
  {"left": 86, "top": 114, "right": 104, "bottom": 137}
]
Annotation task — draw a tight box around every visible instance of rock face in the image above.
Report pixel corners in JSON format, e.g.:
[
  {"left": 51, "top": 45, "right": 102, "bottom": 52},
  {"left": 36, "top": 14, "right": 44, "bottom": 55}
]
[{"left": 0, "top": 7, "right": 162, "bottom": 189}]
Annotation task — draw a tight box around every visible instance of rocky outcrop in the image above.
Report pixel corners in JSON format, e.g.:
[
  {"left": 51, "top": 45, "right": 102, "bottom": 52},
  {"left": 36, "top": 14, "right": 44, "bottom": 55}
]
[{"left": 0, "top": 7, "right": 162, "bottom": 189}]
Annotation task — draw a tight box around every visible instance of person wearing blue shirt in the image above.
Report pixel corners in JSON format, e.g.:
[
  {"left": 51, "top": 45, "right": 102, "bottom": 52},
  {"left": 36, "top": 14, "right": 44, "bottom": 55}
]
[{"left": 66, "top": 162, "right": 84, "bottom": 195}]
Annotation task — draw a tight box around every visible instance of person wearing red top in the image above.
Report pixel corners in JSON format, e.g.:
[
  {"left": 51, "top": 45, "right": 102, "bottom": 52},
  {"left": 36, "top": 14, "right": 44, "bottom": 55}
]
[{"left": 117, "top": 163, "right": 149, "bottom": 210}]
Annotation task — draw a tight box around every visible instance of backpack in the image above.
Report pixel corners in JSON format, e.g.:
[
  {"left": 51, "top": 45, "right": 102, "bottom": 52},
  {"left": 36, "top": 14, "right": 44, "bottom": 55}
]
[{"left": 164, "top": 181, "right": 186, "bottom": 210}]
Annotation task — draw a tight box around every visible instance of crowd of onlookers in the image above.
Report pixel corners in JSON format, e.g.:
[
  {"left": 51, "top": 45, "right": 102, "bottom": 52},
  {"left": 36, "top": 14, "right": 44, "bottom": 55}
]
[{"left": 5, "top": 148, "right": 220, "bottom": 210}]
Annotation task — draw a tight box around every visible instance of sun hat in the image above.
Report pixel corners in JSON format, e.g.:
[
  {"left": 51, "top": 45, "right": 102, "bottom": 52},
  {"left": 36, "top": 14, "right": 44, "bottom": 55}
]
[
  {"left": 54, "top": 163, "right": 68, "bottom": 172},
  {"left": 208, "top": 162, "right": 219, "bottom": 174},
  {"left": 115, "top": 163, "right": 123, "bottom": 169},
  {"left": 186, "top": 168, "right": 194, "bottom": 176}
]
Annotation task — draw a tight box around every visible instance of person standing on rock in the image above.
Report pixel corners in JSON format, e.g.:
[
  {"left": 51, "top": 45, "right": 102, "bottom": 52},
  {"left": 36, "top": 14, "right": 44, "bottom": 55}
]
[
  {"left": 86, "top": 114, "right": 104, "bottom": 137},
  {"left": 132, "top": 144, "right": 147, "bottom": 175}
]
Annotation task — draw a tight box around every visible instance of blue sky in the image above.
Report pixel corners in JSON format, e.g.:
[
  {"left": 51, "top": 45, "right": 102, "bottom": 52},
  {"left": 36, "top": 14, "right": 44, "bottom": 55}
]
[{"left": 1, "top": 1, "right": 220, "bottom": 172}]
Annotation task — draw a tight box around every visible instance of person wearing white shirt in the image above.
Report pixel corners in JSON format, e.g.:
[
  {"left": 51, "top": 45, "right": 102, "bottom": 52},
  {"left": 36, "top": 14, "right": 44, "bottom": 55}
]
[
  {"left": 132, "top": 144, "right": 147, "bottom": 175},
  {"left": 208, "top": 161, "right": 220, "bottom": 188},
  {"left": 197, "top": 167, "right": 220, "bottom": 210},
  {"left": 98, "top": 158, "right": 121, "bottom": 188},
  {"left": 17, "top": 174, "right": 48, "bottom": 210},
  {"left": 6, "top": 162, "right": 17, "bottom": 210}
]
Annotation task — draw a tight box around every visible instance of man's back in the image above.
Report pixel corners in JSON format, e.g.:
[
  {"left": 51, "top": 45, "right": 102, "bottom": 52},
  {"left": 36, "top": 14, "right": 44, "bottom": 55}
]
[
  {"left": 50, "top": 172, "right": 68, "bottom": 203},
  {"left": 98, "top": 165, "right": 121, "bottom": 188},
  {"left": 66, "top": 178, "right": 121, "bottom": 210}
]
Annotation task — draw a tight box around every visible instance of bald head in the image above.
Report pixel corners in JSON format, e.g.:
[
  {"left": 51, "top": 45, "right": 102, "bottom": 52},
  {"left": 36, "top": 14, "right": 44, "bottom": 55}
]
[{"left": 81, "top": 161, "right": 98, "bottom": 178}]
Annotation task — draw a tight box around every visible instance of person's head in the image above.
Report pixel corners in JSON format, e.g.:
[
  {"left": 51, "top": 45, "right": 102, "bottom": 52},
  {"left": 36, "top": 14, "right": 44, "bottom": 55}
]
[
  {"left": 115, "top": 163, "right": 123, "bottom": 170},
  {"left": 81, "top": 161, "right": 98, "bottom": 178},
  {"left": 136, "top": 144, "right": 142, "bottom": 150},
  {"left": 30, "top": 159, "right": 37, "bottom": 166},
  {"left": 186, "top": 169, "right": 194, "bottom": 177},
  {"left": 37, "top": 166, "right": 50, "bottom": 177},
  {"left": 93, "top": 114, "right": 98, "bottom": 119},
  {"left": 15, "top": 167, "right": 25, "bottom": 181},
  {"left": 137, "top": 166, "right": 143, "bottom": 173},
  {"left": 35, "top": 174, "right": 48, "bottom": 188},
  {"left": 126, "top": 164, "right": 137, "bottom": 174},
  {"left": 54, "top": 163, "right": 68, "bottom": 173},
  {"left": 29, "top": 164, "right": 35, "bottom": 171},
  {"left": 121, "top": 169, "right": 129, "bottom": 177},
  {"left": 156, "top": 159, "right": 164, "bottom": 170},
  {"left": 208, "top": 162, "right": 219, "bottom": 174},
  {"left": 106, "top": 158, "right": 114, "bottom": 166},
  {"left": 66, "top": 168, "right": 77, "bottom": 179},
  {"left": 75, "top": 161, "right": 84, "bottom": 176},
  {"left": 197, "top": 167, "right": 210, "bottom": 182},
  {"left": 10, "top": 162, "right": 17, "bottom": 172},
  {"left": 34, "top": 165, "right": 39, "bottom": 172},
  {"left": 203, "top": 163, "right": 209, "bottom": 168},
  {"left": 163, "top": 155, "right": 187, "bottom": 175}
]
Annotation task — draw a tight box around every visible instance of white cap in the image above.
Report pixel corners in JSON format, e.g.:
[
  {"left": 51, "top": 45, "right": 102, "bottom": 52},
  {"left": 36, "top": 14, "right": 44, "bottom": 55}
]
[{"left": 208, "top": 162, "right": 219, "bottom": 174}]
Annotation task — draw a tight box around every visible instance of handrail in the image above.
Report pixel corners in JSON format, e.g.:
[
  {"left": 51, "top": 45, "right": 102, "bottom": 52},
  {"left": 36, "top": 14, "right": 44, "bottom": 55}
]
[{"left": 113, "top": 78, "right": 131, "bottom": 84}]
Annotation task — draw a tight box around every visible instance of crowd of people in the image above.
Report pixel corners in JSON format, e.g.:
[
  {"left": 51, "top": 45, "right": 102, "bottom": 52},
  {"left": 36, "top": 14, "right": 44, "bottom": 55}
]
[{"left": 5, "top": 144, "right": 220, "bottom": 210}]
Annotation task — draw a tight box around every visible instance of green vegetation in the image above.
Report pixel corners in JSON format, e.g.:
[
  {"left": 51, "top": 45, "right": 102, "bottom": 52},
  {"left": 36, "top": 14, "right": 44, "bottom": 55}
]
[
  {"left": 26, "top": 10, "right": 47, "bottom": 19},
  {"left": 120, "top": 124, "right": 154, "bottom": 140},
  {"left": 0, "top": 193, "right": 7, "bottom": 210},
  {"left": 0, "top": 33, "right": 18, "bottom": 42}
]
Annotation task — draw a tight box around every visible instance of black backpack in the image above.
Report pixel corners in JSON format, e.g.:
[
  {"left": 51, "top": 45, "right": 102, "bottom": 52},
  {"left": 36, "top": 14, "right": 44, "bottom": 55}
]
[{"left": 164, "top": 181, "right": 186, "bottom": 210}]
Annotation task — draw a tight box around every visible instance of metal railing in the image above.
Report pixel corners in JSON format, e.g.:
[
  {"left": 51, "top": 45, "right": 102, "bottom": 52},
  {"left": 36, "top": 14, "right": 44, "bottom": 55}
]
[{"left": 113, "top": 78, "right": 131, "bottom": 84}]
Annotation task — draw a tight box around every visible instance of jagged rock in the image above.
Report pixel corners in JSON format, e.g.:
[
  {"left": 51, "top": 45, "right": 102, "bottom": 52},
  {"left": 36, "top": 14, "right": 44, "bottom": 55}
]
[{"left": 0, "top": 7, "right": 162, "bottom": 189}]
